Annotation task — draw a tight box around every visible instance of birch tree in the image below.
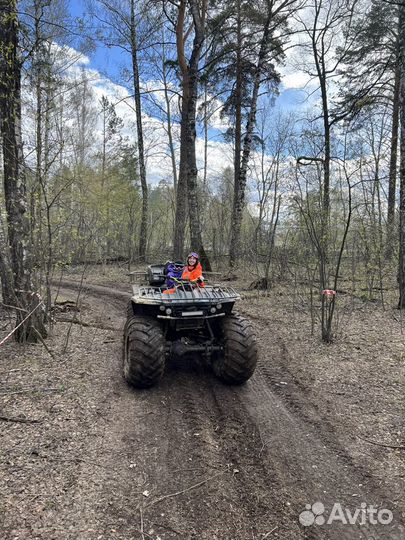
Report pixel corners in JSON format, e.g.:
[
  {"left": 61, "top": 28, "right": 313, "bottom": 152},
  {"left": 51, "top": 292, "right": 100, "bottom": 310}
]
[{"left": 0, "top": 0, "right": 47, "bottom": 341}]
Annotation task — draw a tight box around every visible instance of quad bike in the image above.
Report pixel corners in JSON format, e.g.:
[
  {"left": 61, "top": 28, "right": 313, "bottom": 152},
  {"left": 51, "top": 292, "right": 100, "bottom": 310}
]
[{"left": 123, "top": 263, "right": 258, "bottom": 388}]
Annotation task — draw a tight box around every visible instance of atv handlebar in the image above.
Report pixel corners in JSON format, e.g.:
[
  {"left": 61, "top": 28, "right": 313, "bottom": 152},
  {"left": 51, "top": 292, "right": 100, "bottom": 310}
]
[{"left": 171, "top": 276, "right": 205, "bottom": 285}]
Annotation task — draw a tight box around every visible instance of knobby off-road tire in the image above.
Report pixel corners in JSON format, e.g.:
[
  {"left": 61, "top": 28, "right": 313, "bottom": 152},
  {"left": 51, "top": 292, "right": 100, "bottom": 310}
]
[
  {"left": 213, "top": 313, "right": 258, "bottom": 384},
  {"left": 126, "top": 300, "right": 134, "bottom": 319},
  {"left": 123, "top": 316, "right": 165, "bottom": 388}
]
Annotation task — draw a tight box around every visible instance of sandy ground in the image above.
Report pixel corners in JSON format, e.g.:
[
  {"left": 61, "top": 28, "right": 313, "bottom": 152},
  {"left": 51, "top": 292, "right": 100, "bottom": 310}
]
[{"left": 0, "top": 274, "right": 404, "bottom": 540}]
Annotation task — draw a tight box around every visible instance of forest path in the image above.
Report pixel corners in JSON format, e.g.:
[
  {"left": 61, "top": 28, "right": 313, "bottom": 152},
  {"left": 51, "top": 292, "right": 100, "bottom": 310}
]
[{"left": 48, "top": 279, "right": 403, "bottom": 540}]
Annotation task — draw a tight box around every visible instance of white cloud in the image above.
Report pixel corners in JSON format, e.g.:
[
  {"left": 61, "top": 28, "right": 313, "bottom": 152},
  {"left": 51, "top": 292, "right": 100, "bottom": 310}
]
[
  {"left": 280, "top": 68, "right": 315, "bottom": 90},
  {"left": 69, "top": 62, "right": 235, "bottom": 183},
  {"left": 22, "top": 43, "right": 295, "bottom": 204},
  {"left": 50, "top": 42, "right": 91, "bottom": 72}
]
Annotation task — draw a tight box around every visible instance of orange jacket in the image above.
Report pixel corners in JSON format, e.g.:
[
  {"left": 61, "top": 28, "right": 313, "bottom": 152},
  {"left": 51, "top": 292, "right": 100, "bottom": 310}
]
[
  {"left": 182, "top": 262, "right": 205, "bottom": 286},
  {"left": 163, "top": 262, "right": 205, "bottom": 294}
]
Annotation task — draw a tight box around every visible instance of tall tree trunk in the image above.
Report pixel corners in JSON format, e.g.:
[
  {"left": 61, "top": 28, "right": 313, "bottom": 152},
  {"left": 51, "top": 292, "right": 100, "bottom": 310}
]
[
  {"left": 202, "top": 82, "right": 208, "bottom": 197},
  {"left": 310, "top": 3, "right": 333, "bottom": 340},
  {"left": 162, "top": 32, "right": 178, "bottom": 192},
  {"left": 0, "top": 0, "right": 47, "bottom": 342},
  {"left": 316, "top": 57, "right": 330, "bottom": 313},
  {"left": 42, "top": 50, "right": 55, "bottom": 318},
  {"left": 0, "top": 224, "right": 15, "bottom": 307},
  {"left": 186, "top": 0, "right": 211, "bottom": 270},
  {"left": 183, "top": 66, "right": 211, "bottom": 270},
  {"left": 264, "top": 195, "right": 281, "bottom": 287},
  {"left": 32, "top": 0, "right": 42, "bottom": 262},
  {"left": 101, "top": 102, "right": 107, "bottom": 187},
  {"left": 130, "top": 0, "right": 148, "bottom": 262},
  {"left": 398, "top": 0, "right": 405, "bottom": 309},
  {"left": 311, "top": 10, "right": 331, "bottom": 237},
  {"left": 173, "top": 0, "right": 188, "bottom": 260},
  {"left": 387, "top": 44, "right": 400, "bottom": 258},
  {"left": 229, "top": 10, "right": 272, "bottom": 268},
  {"left": 173, "top": 87, "right": 189, "bottom": 260},
  {"left": 231, "top": 0, "right": 242, "bottom": 266},
  {"left": 173, "top": 0, "right": 211, "bottom": 270}
]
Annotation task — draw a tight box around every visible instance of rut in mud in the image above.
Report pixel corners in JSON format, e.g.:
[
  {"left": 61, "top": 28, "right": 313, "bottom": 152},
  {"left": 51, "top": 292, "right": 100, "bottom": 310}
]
[{"left": 0, "top": 279, "right": 403, "bottom": 540}]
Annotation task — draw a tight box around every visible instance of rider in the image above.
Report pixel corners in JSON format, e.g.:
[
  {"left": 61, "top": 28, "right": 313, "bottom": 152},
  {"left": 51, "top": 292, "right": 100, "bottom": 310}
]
[
  {"left": 165, "top": 260, "right": 184, "bottom": 289},
  {"left": 181, "top": 252, "right": 205, "bottom": 286},
  {"left": 163, "top": 251, "right": 205, "bottom": 294}
]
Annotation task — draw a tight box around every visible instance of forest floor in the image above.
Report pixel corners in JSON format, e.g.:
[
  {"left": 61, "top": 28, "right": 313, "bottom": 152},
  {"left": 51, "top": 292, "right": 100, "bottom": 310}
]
[{"left": 0, "top": 265, "right": 404, "bottom": 539}]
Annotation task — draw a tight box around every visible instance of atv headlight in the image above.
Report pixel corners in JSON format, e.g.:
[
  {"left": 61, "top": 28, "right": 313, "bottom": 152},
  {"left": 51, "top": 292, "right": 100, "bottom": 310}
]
[
  {"left": 165, "top": 308, "right": 172, "bottom": 315},
  {"left": 210, "top": 307, "right": 216, "bottom": 314},
  {"left": 216, "top": 303, "right": 222, "bottom": 310}
]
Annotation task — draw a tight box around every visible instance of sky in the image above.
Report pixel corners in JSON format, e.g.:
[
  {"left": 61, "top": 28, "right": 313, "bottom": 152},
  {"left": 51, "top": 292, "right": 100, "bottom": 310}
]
[{"left": 63, "top": 0, "right": 317, "bottom": 185}]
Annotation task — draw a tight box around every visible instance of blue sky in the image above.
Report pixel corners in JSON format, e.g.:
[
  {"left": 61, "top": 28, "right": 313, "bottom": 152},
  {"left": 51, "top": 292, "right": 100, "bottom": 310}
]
[
  {"left": 69, "top": 0, "right": 123, "bottom": 79},
  {"left": 67, "top": 0, "right": 313, "bottom": 116},
  {"left": 63, "top": 0, "right": 316, "bottom": 183}
]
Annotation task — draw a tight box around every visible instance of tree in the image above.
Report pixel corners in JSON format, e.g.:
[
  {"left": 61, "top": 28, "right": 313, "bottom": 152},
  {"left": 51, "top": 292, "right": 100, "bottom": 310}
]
[
  {"left": 91, "top": 0, "right": 150, "bottom": 261},
  {"left": 143, "top": 26, "right": 180, "bottom": 193},
  {"left": 228, "top": 2, "right": 281, "bottom": 268},
  {"left": 26, "top": 0, "right": 72, "bottom": 315},
  {"left": 0, "top": 209, "right": 15, "bottom": 307},
  {"left": 99, "top": 95, "right": 123, "bottom": 187},
  {"left": 129, "top": 0, "right": 148, "bottom": 262},
  {"left": 171, "top": 0, "right": 211, "bottom": 268},
  {"left": 206, "top": 0, "right": 296, "bottom": 267},
  {"left": 251, "top": 109, "right": 292, "bottom": 286},
  {"left": 0, "top": 0, "right": 47, "bottom": 342},
  {"left": 337, "top": 0, "right": 401, "bottom": 255},
  {"left": 398, "top": 0, "right": 405, "bottom": 309},
  {"left": 296, "top": 0, "right": 358, "bottom": 341}
]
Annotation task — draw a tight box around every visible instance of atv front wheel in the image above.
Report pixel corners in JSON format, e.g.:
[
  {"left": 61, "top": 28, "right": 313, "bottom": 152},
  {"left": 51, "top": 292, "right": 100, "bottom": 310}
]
[
  {"left": 213, "top": 313, "right": 258, "bottom": 384},
  {"left": 126, "top": 300, "right": 134, "bottom": 319},
  {"left": 123, "top": 316, "right": 165, "bottom": 388}
]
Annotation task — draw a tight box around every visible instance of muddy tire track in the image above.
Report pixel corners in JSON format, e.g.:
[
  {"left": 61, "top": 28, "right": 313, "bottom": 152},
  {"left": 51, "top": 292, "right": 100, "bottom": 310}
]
[{"left": 54, "top": 280, "right": 403, "bottom": 540}]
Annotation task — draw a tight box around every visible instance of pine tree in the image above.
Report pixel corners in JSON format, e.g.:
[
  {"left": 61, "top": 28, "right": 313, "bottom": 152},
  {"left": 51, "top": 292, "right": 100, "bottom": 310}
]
[
  {"left": 205, "top": 0, "right": 294, "bottom": 267},
  {"left": 171, "top": 0, "right": 211, "bottom": 269}
]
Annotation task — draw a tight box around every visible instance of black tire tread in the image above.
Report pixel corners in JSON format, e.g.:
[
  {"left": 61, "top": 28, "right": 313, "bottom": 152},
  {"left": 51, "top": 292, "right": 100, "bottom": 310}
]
[
  {"left": 126, "top": 300, "right": 134, "bottom": 319},
  {"left": 213, "top": 313, "right": 258, "bottom": 384},
  {"left": 123, "top": 316, "right": 165, "bottom": 388}
]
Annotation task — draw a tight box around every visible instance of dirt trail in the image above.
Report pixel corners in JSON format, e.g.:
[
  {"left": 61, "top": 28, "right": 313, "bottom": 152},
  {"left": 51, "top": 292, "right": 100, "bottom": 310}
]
[{"left": 1, "top": 279, "right": 403, "bottom": 539}]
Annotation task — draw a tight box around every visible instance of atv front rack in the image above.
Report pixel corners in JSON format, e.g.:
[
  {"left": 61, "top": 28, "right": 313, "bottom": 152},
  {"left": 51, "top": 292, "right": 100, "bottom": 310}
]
[{"left": 131, "top": 284, "right": 240, "bottom": 305}]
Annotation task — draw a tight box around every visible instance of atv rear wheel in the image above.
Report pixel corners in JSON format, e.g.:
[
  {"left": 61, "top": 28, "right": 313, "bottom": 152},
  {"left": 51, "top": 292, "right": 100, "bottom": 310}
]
[
  {"left": 213, "top": 313, "right": 258, "bottom": 384},
  {"left": 123, "top": 316, "right": 166, "bottom": 388}
]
